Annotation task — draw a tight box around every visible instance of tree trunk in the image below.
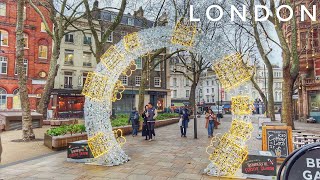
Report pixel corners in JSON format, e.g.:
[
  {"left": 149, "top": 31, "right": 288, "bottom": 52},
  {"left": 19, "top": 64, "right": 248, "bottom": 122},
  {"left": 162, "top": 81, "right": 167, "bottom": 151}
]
[
  {"left": 16, "top": 0, "right": 35, "bottom": 140},
  {"left": 282, "top": 66, "right": 295, "bottom": 129},
  {"left": 189, "top": 71, "right": 200, "bottom": 110},
  {"left": 37, "top": 42, "right": 60, "bottom": 118},
  {"left": 267, "top": 67, "right": 276, "bottom": 121},
  {"left": 251, "top": 77, "right": 268, "bottom": 113},
  {"left": 138, "top": 66, "right": 148, "bottom": 113}
]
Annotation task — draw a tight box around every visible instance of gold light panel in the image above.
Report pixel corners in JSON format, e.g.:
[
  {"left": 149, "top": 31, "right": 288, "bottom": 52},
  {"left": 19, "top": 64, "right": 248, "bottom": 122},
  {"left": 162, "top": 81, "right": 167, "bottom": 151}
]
[
  {"left": 112, "top": 80, "right": 125, "bottom": 102},
  {"left": 207, "top": 134, "right": 248, "bottom": 176},
  {"left": 231, "top": 96, "right": 254, "bottom": 115},
  {"left": 213, "top": 54, "right": 253, "bottom": 91},
  {"left": 88, "top": 132, "right": 111, "bottom": 158},
  {"left": 82, "top": 72, "right": 108, "bottom": 101},
  {"left": 88, "top": 131, "right": 127, "bottom": 158},
  {"left": 124, "top": 32, "right": 141, "bottom": 52},
  {"left": 229, "top": 120, "right": 253, "bottom": 142},
  {"left": 121, "top": 60, "right": 137, "bottom": 77},
  {"left": 101, "top": 45, "right": 125, "bottom": 71},
  {"left": 171, "top": 21, "right": 197, "bottom": 47}
]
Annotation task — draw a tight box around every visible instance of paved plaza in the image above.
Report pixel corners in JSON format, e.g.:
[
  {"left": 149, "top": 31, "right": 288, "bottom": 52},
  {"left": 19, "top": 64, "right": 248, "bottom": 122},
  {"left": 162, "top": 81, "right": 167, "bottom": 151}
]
[{"left": 1, "top": 115, "right": 319, "bottom": 179}]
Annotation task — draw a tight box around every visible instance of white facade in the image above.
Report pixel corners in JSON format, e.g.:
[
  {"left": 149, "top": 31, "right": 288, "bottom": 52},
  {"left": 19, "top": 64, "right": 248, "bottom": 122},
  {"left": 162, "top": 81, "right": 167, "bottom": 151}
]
[
  {"left": 197, "top": 70, "right": 220, "bottom": 104},
  {"left": 54, "top": 20, "right": 99, "bottom": 90}
]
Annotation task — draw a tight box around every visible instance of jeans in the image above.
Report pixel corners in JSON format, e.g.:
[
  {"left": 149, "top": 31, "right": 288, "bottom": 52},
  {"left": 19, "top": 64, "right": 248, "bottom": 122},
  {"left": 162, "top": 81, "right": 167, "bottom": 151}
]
[
  {"left": 208, "top": 120, "right": 214, "bottom": 136},
  {"left": 180, "top": 119, "right": 188, "bottom": 136},
  {"left": 132, "top": 123, "right": 138, "bottom": 135},
  {"left": 147, "top": 122, "right": 155, "bottom": 139}
]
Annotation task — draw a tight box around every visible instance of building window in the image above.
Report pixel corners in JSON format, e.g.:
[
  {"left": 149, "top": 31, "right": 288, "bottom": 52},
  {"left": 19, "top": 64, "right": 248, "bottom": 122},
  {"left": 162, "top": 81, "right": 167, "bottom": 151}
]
[
  {"left": 300, "top": 32, "right": 307, "bottom": 50},
  {"left": 0, "top": 30, "right": 8, "bottom": 46},
  {"left": 135, "top": 57, "right": 142, "bottom": 69},
  {"left": 212, "top": 80, "right": 214, "bottom": 86},
  {"left": 128, "top": 18, "right": 134, "bottom": 26},
  {"left": 83, "top": 52, "right": 92, "bottom": 67},
  {"left": 82, "top": 72, "right": 88, "bottom": 87},
  {"left": 15, "top": 59, "right": 28, "bottom": 75},
  {"left": 23, "top": 6, "right": 26, "bottom": 20},
  {"left": 206, "top": 95, "right": 210, "bottom": 103},
  {"left": 0, "top": 3, "right": 6, "bottom": 16},
  {"left": 186, "top": 79, "right": 189, "bottom": 86},
  {"left": 111, "top": 14, "right": 116, "bottom": 22},
  {"left": 173, "top": 78, "right": 177, "bottom": 86},
  {"left": 83, "top": 34, "right": 92, "bottom": 45},
  {"left": 107, "top": 32, "right": 113, "bottom": 42},
  {"left": 135, "top": 76, "right": 141, "bottom": 86},
  {"left": 38, "top": 45, "right": 48, "bottom": 59},
  {"left": 40, "top": 22, "right": 46, "bottom": 32},
  {"left": 23, "top": 33, "right": 28, "bottom": 48},
  {"left": 206, "top": 81, "right": 209, "bottom": 86},
  {"left": 212, "top": 88, "right": 214, "bottom": 93},
  {"left": 120, "top": 75, "right": 128, "bottom": 85},
  {"left": 212, "top": 96, "right": 214, "bottom": 102},
  {"left": 154, "top": 58, "right": 161, "bottom": 71},
  {"left": 0, "top": 88, "right": 7, "bottom": 109},
  {"left": 186, "top": 90, "right": 190, "bottom": 98},
  {"left": 0, "top": 56, "right": 7, "bottom": 74},
  {"left": 65, "top": 33, "right": 74, "bottom": 43},
  {"left": 173, "top": 90, "right": 177, "bottom": 98},
  {"left": 154, "top": 77, "right": 161, "bottom": 87},
  {"left": 64, "top": 49, "right": 74, "bottom": 65},
  {"left": 121, "top": 31, "right": 128, "bottom": 38},
  {"left": 12, "top": 89, "right": 21, "bottom": 109},
  {"left": 64, "top": 72, "right": 73, "bottom": 88},
  {"left": 207, "top": 89, "right": 209, "bottom": 93}
]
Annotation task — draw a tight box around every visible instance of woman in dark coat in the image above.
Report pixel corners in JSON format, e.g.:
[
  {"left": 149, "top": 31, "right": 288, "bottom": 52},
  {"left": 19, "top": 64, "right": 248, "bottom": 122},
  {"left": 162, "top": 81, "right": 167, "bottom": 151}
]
[{"left": 141, "top": 105, "right": 149, "bottom": 140}]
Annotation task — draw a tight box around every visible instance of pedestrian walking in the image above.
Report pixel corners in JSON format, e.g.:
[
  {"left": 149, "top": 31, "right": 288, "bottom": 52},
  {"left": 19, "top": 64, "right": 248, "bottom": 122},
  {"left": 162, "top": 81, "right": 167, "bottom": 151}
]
[
  {"left": 205, "top": 109, "right": 217, "bottom": 138},
  {"left": 146, "top": 102, "right": 157, "bottom": 141},
  {"left": 128, "top": 107, "right": 140, "bottom": 137},
  {"left": 179, "top": 105, "right": 190, "bottom": 137},
  {"left": 141, "top": 105, "right": 149, "bottom": 140}
]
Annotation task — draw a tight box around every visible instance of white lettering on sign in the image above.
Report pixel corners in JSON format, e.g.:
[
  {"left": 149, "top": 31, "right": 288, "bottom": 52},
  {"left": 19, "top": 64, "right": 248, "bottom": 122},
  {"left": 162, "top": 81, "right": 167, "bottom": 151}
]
[
  {"left": 303, "top": 170, "right": 312, "bottom": 180},
  {"left": 307, "top": 158, "right": 316, "bottom": 168},
  {"left": 304, "top": 158, "right": 320, "bottom": 180}
]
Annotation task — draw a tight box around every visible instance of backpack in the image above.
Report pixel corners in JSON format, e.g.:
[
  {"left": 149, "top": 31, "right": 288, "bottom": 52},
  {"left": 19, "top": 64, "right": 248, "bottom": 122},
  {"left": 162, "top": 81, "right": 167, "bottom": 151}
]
[{"left": 133, "top": 112, "right": 139, "bottom": 123}]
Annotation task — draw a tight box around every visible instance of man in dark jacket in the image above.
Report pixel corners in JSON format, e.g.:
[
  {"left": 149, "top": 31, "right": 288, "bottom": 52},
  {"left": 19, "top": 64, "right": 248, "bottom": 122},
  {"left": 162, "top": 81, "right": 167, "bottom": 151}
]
[
  {"left": 128, "top": 107, "right": 139, "bottom": 137},
  {"left": 147, "top": 102, "right": 158, "bottom": 141},
  {"left": 180, "top": 105, "right": 190, "bottom": 137}
]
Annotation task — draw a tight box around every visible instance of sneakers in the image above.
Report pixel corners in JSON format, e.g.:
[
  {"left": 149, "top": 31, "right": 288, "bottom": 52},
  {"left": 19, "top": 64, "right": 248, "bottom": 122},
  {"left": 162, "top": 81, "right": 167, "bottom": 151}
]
[{"left": 149, "top": 139, "right": 152, "bottom": 142}]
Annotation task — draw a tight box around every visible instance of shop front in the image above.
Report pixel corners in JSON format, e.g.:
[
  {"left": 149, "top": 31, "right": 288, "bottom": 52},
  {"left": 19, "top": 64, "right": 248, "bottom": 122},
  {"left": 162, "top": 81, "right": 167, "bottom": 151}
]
[
  {"left": 51, "top": 90, "right": 84, "bottom": 119},
  {"left": 149, "top": 91, "right": 168, "bottom": 112},
  {"left": 309, "top": 91, "right": 320, "bottom": 122}
]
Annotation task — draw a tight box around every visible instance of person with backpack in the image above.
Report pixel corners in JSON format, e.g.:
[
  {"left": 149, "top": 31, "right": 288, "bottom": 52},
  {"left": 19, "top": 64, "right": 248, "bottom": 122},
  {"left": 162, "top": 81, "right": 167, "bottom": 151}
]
[
  {"left": 141, "top": 105, "right": 149, "bottom": 140},
  {"left": 128, "top": 107, "right": 140, "bottom": 137},
  {"left": 146, "top": 102, "right": 157, "bottom": 141},
  {"left": 180, "top": 105, "right": 190, "bottom": 137},
  {"left": 205, "top": 109, "right": 217, "bottom": 138}
]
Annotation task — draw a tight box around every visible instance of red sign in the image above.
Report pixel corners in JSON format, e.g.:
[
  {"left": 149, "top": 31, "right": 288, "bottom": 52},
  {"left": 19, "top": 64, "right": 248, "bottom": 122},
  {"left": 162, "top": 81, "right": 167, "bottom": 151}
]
[{"left": 221, "top": 88, "right": 224, "bottom": 100}]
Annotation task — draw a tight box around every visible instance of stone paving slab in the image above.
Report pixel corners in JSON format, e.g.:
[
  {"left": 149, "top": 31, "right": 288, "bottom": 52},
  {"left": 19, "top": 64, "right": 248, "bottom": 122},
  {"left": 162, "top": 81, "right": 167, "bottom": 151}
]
[{"left": 0, "top": 115, "right": 268, "bottom": 179}]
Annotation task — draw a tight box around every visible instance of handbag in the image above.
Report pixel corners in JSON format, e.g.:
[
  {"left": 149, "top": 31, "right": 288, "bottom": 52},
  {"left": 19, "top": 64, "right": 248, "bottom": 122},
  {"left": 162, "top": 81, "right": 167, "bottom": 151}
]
[{"left": 178, "top": 117, "right": 183, "bottom": 126}]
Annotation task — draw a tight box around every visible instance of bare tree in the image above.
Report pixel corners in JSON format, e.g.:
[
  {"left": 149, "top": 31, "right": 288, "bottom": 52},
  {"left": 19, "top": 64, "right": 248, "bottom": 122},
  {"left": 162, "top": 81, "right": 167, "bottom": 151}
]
[
  {"left": 29, "top": 0, "right": 86, "bottom": 118},
  {"left": 17, "top": 0, "right": 35, "bottom": 140}
]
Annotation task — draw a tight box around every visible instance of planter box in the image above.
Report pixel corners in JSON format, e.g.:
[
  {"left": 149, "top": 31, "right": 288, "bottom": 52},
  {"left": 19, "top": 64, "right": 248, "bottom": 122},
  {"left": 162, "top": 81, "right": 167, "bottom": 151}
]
[
  {"left": 44, "top": 117, "right": 179, "bottom": 150},
  {"left": 44, "top": 133, "right": 88, "bottom": 150},
  {"left": 0, "top": 111, "right": 43, "bottom": 131}
]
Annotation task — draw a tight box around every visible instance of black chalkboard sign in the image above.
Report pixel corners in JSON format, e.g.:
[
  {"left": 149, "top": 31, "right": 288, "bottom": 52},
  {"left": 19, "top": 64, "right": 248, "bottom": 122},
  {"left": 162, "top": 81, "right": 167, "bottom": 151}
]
[
  {"left": 287, "top": 147, "right": 320, "bottom": 180},
  {"left": 67, "top": 140, "right": 93, "bottom": 159},
  {"left": 242, "top": 151, "right": 277, "bottom": 176},
  {"left": 262, "top": 126, "right": 293, "bottom": 162}
]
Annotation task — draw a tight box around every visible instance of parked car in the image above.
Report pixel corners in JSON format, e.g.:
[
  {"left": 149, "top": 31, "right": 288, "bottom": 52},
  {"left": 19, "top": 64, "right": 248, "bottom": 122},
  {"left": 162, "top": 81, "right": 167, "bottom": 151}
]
[{"left": 210, "top": 105, "right": 225, "bottom": 118}]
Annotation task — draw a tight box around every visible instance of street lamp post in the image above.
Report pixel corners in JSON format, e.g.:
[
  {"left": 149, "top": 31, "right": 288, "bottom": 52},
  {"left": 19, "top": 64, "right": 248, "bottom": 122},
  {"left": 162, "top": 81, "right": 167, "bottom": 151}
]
[{"left": 131, "top": 79, "right": 134, "bottom": 110}]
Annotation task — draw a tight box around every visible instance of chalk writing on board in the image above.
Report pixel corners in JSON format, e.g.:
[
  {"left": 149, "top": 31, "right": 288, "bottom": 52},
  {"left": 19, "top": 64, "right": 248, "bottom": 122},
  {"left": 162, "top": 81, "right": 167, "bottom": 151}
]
[{"left": 267, "top": 130, "right": 288, "bottom": 158}]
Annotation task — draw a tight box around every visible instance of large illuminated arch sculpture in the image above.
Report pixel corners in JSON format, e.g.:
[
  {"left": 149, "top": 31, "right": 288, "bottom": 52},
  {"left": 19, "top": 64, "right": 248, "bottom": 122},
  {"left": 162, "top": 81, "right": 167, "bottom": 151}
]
[{"left": 83, "top": 22, "right": 223, "bottom": 166}]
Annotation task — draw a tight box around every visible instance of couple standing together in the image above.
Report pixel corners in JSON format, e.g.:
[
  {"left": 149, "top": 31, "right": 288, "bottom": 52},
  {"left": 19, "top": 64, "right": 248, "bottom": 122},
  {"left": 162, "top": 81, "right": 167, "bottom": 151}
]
[{"left": 128, "top": 103, "right": 158, "bottom": 141}]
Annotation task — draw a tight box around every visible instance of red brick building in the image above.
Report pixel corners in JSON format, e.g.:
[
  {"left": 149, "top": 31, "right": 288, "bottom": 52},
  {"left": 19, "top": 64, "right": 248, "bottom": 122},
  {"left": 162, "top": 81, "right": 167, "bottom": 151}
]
[
  {"left": 283, "top": 0, "right": 320, "bottom": 121},
  {"left": 0, "top": 1, "right": 52, "bottom": 110}
]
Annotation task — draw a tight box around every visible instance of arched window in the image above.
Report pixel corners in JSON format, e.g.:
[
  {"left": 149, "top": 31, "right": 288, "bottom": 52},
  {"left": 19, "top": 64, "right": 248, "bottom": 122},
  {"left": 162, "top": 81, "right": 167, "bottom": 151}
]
[
  {"left": 0, "top": 88, "right": 7, "bottom": 109},
  {"left": 0, "top": 29, "right": 8, "bottom": 46},
  {"left": 12, "top": 89, "right": 21, "bottom": 109}
]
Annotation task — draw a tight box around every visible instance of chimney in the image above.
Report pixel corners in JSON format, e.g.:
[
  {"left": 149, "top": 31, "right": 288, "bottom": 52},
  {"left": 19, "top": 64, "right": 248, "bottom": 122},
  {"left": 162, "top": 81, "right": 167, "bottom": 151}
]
[{"left": 134, "top": 6, "right": 144, "bottom": 17}]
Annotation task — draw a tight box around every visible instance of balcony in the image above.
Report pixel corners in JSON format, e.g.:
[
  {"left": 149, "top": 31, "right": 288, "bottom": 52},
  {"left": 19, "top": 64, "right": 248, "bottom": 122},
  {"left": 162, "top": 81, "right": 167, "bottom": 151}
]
[
  {"left": 305, "top": 78, "right": 320, "bottom": 86},
  {"left": 64, "top": 84, "right": 73, "bottom": 89},
  {"left": 64, "top": 60, "right": 74, "bottom": 66},
  {"left": 83, "top": 62, "right": 92, "bottom": 67}
]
